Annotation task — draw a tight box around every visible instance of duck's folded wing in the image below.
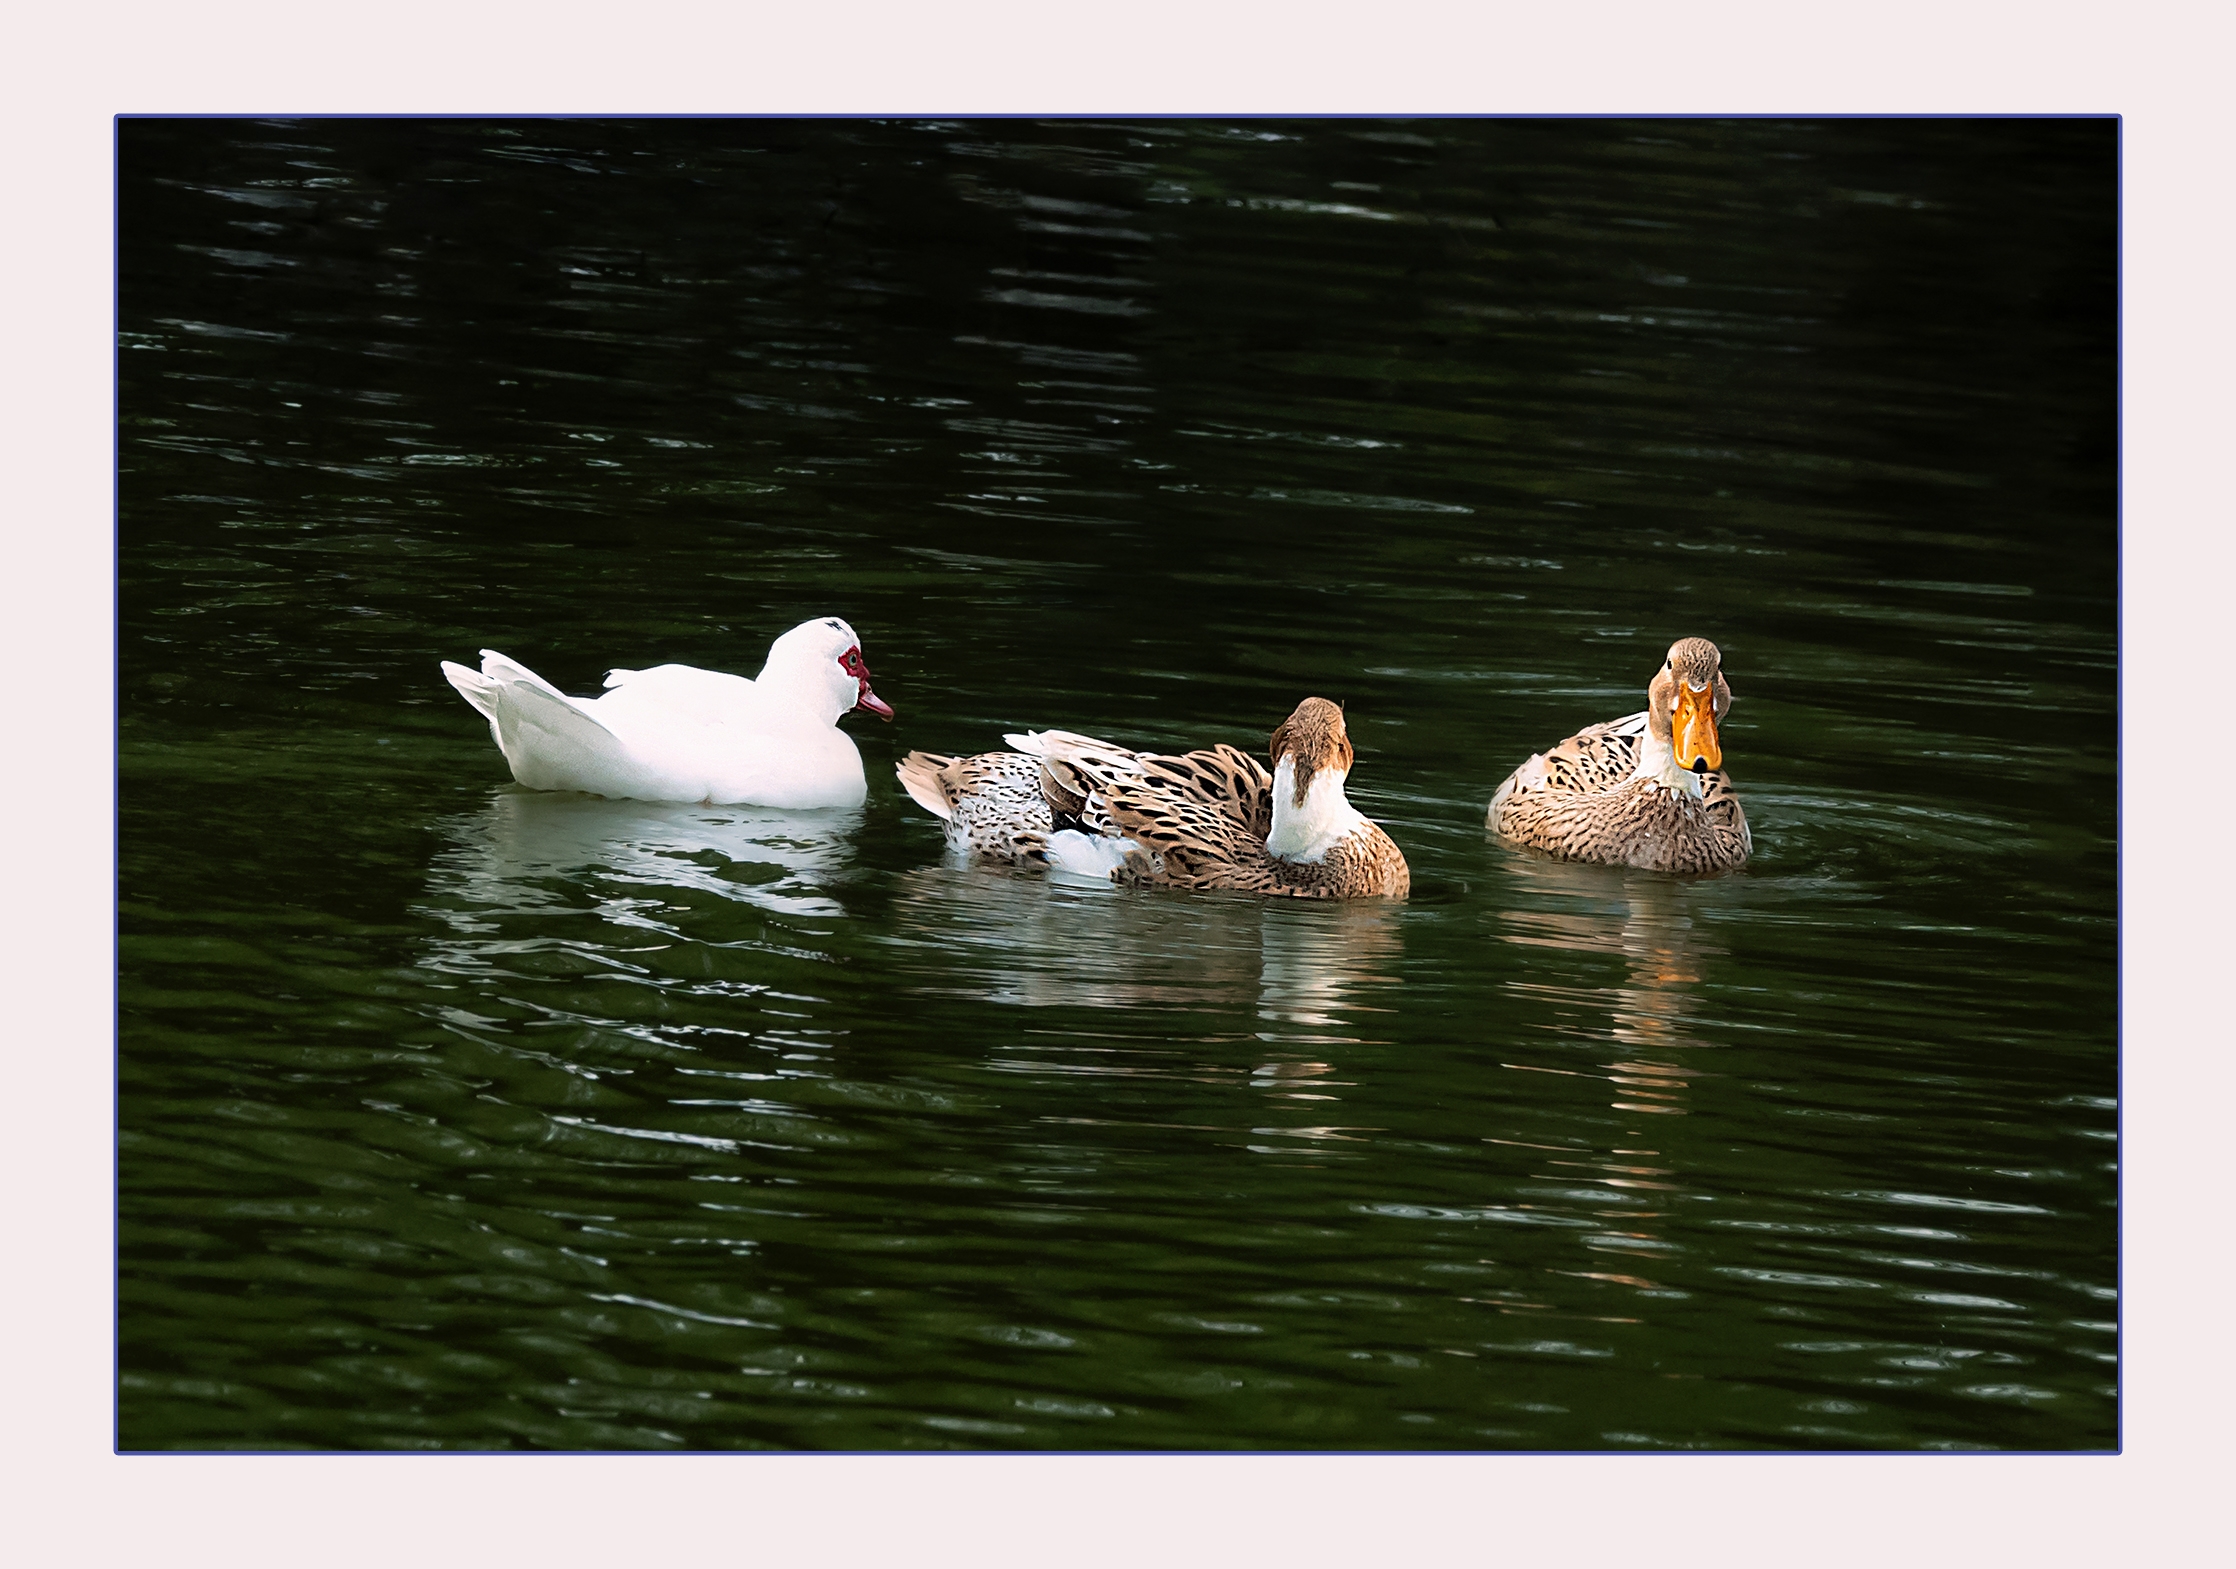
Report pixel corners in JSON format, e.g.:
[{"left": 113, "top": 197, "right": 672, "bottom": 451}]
[
  {"left": 1007, "top": 731, "right": 1272, "bottom": 838},
  {"left": 1538, "top": 711, "right": 1648, "bottom": 794},
  {"left": 1137, "top": 744, "right": 1275, "bottom": 838},
  {"left": 597, "top": 663, "right": 762, "bottom": 728},
  {"left": 1004, "top": 730, "right": 1143, "bottom": 828},
  {"left": 1095, "top": 779, "right": 1263, "bottom": 888},
  {"left": 1700, "top": 768, "right": 1752, "bottom": 860}
]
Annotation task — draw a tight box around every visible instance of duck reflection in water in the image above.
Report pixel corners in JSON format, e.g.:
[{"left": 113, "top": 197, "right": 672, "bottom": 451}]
[
  {"left": 422, "top": 787, "right": 861, "bottom": 938},
  {"left": 1489, "top": 856, "right": 1724, "bottom": 1287},
  {"left": 885, "top": 867, "right": 1401, "bottom": 1052},
  {"left": 1256, "top": 900, "right": 1403, "bottom": 1032},
  {"left": 1496, "top": 855, "right": 1722, "bottom": 1108}
]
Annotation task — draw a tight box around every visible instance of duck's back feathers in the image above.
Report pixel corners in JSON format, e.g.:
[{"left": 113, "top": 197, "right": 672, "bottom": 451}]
[
  {"left": 596, "top": 662, "right": 763, "bottom": 728},
  {"left": 1010, "top": 734, "right": 1273, "bottom": 833}
]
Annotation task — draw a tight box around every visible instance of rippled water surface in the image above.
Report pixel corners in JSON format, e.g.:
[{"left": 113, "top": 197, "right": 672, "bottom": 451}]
[{"left": 118, "top": 118, "right": 2117, "bottom": 1450}]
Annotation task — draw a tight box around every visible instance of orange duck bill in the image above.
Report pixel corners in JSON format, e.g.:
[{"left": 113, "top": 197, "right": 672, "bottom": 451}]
[{"left": 1672, "top": 682, "right": 1720, "bottom": 771}]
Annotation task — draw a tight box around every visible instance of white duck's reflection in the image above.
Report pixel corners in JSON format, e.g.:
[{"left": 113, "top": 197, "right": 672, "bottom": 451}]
[
  {"left": 884, "top": 864, "right": 1401, "bottom": 1043},
  {"left": 424, "top": 787, "right": 860, "bottom": 937}
]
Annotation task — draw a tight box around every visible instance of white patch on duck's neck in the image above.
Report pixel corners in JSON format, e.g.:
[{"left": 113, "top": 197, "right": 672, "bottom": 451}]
[
  {"left": 1630, "top": 724, "right": 1707, "bottom": 798},
  {"left": 1265, "top": 754, "right": 1369, "bottom": 863}
]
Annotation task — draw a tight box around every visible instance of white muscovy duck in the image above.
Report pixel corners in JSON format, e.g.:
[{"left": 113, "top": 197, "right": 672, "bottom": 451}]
[{"left": 440, "top": 616, "right": 894, "bottom": 808}]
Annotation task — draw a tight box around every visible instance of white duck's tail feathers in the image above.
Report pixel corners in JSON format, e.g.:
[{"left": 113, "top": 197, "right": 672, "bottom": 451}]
[
  {"left": 440, "top": 659, "right": 501, "bottom": 722},
  {"left": 442, "top": 650, "right": 649, "bottom": 796},
  {"left": 475, "top": 649, "right": 570, "bottom": 696},
  {"left": 443, "top": 649, "right": 578, "bottom": 721},
  {"left": 495, "top": 682, "right": 645, "bottom": 794}
]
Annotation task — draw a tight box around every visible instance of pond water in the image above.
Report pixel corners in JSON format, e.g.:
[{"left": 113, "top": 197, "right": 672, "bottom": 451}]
[{"left": 117, "top": 117, "right": 2117, "bottom": 1450}]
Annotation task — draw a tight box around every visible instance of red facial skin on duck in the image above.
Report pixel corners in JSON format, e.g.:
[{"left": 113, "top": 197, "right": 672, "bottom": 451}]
[{"left": 840, "top": 647, "right": 895, "bottom": 721}]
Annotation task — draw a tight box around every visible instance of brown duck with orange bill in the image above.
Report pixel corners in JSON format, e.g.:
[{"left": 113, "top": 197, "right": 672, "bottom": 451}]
[{"left": 1487, "top": 637, "right": 1751, "bottom": 874}]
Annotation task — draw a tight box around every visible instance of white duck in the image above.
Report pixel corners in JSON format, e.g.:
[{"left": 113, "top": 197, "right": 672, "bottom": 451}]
[{"left": 440, "top": 616, "right": 893, "bottom": 808}]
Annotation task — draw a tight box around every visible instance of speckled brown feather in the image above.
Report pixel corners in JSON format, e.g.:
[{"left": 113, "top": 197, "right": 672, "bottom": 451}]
[
  {"left": 1040, "top": 700, "right": 1406, "bottom": 898},
  {"left": 1530, "top": 711, "right": 1651, "bottom": 795},
  {"left": 1137, "top": 744, "right": 1276, "bottom": 838},
  {"left": 896, "top": 749, "right": 1055, "bottom": 863}
]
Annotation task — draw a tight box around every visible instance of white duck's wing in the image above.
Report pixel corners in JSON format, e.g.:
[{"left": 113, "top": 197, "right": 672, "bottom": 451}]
[
  {"left": 595, "top": 663, "right": 766, "bottom": 729},
  {"left": 443, "top": 650, "right": 672, "bottom": 799}
]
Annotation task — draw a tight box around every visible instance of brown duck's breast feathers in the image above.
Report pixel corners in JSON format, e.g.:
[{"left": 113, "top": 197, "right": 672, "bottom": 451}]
[{"left": 1488, "top": 712, "right": 1749, "bottom": 875}]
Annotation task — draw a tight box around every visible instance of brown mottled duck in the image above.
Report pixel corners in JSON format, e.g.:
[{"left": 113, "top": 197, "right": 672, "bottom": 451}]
[{"left": 1487, "top": 637, "right": 1751, "bottom": 874}]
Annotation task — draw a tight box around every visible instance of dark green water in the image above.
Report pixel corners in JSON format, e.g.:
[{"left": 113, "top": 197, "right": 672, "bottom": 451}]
[{"left": 118, "top": 118, "right": 2117, "bottom": 1450}]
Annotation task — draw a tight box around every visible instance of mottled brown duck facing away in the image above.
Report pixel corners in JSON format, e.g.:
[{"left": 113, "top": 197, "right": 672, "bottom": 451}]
[
  {"left": 1487, "top": 637, "right": 1752, "bottom": 874},
  {"left": 898, "top": 697, "right": 1411, "bottom": 898}
]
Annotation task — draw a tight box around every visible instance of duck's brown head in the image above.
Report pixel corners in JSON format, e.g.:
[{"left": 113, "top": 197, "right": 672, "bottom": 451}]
[
  {"left": 1269, "top": 697, "right": 1354, "bottom": 806},
  {"left": 1646, "top": 637, "right": 1733, "bottom": 773}
]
